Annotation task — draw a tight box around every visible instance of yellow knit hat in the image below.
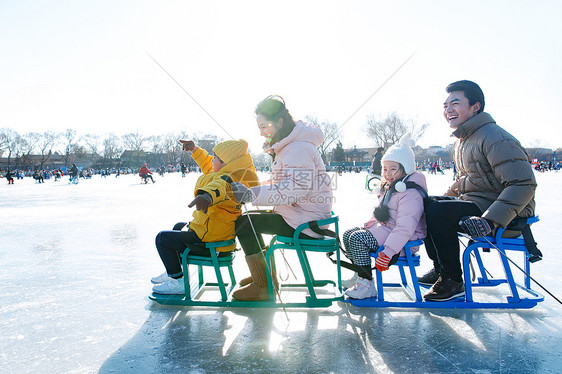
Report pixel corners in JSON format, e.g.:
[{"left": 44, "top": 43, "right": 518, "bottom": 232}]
[{"left": 213, "top": 139, "right": 249, "bottom": 164}]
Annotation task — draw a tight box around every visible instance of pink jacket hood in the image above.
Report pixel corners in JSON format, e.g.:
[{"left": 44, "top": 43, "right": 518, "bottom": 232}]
[{"left": 266, "top": 120, "right": 325, "bottom": 153}]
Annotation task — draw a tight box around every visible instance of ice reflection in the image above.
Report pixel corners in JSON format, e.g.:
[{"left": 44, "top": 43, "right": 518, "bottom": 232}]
[
  {"left": 268, "top": 329, "right": 283, "bottom": 352},
  {"left": 431, "top": 314, "right": 487, "bottom": 351},
  {"left": 317, "top": 315, "right": 339, "bottom": 330},
  {"left": 222, "top": 311, "right": 247, "bottom": 356}
]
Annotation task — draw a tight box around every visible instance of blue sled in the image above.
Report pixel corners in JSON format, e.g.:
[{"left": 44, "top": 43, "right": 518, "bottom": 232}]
[{"left": 344, "top": 217, "right": 544, "bottom": 309}]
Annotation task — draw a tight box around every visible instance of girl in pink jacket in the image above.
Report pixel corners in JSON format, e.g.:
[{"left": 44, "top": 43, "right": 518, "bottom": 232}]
[{"left": 343, "top": 134, "right": 427, "bottom": 299}]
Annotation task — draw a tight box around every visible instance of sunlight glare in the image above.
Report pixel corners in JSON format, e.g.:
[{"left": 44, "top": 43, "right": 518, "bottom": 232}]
[
  {"left": 274, "top": 311, "right": 307, "bottom": 332},
  {"left": 222, "top": 311, "right": 248, "bottom": 356},
  {"left": 433, "top": 315, "right": 486, "bottom": 351}
]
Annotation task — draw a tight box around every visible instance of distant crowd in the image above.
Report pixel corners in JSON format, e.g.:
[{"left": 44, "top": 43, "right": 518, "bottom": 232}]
[
  {"left": 533, "top": 160, "right": 561, "bottom": 172},
  {"left": 0, "top": 163, "right": 197, "bottom": 184},
  {"left": 2, "top": 158, "right": 560, "bottom": 185}
]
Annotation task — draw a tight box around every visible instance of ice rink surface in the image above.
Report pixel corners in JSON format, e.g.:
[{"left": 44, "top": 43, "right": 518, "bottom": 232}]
[{"left": 1, "top": 170, "right": 561, "bottom": 374}]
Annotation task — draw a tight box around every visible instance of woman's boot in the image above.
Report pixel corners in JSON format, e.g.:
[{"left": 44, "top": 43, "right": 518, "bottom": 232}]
[
  {"left": 238, "top": 275, "right": 253, "bottom": 287},
  {"left": 238, "top": 247, "right": 277, "bottom": 289},
  {"left": 233, "top": 253, "right": 275, "bottom": 301}
]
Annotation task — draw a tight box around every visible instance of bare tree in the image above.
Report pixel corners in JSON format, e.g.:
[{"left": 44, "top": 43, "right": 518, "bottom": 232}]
[
  {"left": 122, "top": 131, "right": 146, "bottom": 151},
  {"left": 19, "top": 132, "right": 41, "bottom": 169},
  {"left": 103, "top": 133, "right": 123, "bottom": 160},
  {"left": 0, "top": 128, "right": 20, "bottom": 169},
  {"left": 83, "top": 134, "right": 100, "bottom": 155},
  {"left": 365, "top": 112, "right": 428, "bottom": 148},
  {"left": 306, "top": 116, "right": 341, "bottom": 162},
  {"left": 37, "top": 131, "right": 58, "bottom": 170},
  {"left": 59, "top": 129, "right": 80, "bottom": 166},
  {"left": 147, "top": 135, "right": 165, "bottom": 154},
  {"left": 161, "top": 132, "right": 183, "bottom": 165}
]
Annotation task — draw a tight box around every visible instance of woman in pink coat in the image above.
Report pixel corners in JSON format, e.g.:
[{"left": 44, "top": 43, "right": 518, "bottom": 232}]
[
  {"left": 230, "top": 95, "right": 334, "bottom": 301},
  {"left": 343, "top": 134, "right": 427, "bottom": 299}
]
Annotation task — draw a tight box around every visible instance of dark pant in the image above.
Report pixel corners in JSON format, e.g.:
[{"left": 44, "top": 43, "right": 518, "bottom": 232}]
[
  {"left": 155, "top": 222, "right": 208, "bottom": 278},
  {"left": 235, "top": 211, "right": 312, "bottom": 255},
  {"left": 424, "top": 197, "right": 482, "bottom": 282}
]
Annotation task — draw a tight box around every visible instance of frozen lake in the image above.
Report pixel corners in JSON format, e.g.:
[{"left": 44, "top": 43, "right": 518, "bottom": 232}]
[{"left": 1, "top": 170, "right": 561, "bottom": 373}]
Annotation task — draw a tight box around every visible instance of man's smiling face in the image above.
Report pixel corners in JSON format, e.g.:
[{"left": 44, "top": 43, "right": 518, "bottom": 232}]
[{"left": 443, "top": 91, "right": 481, "bottom": 129}]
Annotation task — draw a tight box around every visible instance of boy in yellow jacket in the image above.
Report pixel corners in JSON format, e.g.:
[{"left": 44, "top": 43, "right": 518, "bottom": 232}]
[{"left": 152, "top": 139, "right": 259, "bottom": 294}]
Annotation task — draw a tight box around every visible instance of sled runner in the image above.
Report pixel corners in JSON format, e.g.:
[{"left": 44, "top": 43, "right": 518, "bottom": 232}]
[{"left": 345, "top": 216, "right": 544, "bottom": 309}]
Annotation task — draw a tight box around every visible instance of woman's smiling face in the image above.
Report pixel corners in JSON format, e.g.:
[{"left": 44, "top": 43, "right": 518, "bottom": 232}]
[{"left": 256, "top": 114, "right": 283, "bottom": 139}]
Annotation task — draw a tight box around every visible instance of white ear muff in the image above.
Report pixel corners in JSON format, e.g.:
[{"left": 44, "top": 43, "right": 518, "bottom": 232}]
[{"left": 395, "top": 181, "right": 406, "bottom": 192}]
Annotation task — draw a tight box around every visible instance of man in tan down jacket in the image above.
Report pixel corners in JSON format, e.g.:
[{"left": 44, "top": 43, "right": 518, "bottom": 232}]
[{"left": 419, "top": 80, "right": 537, "bottom": 302}]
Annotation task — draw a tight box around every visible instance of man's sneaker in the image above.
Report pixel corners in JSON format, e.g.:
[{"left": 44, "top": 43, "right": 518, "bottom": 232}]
[
  {"left": 423, "top": 276, "right": 465, "bottom": 301},
  {"left": 152, "top": 278, "right": 185, "bottom": 294},
  {"left": 342, "top": 272, "right": 358, "bottom": 289},
  {"left": 417, "top": 268, "right": 440, "bottom": 286},
  {"left": 345, "top": 277, "right": 377, "bottom": 300},
  {"left": 151, "top": 272, "right": 171, "bottom": 284}
]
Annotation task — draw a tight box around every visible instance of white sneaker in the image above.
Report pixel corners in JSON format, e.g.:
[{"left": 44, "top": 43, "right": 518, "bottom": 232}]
[
  {"left": 151, "top": 272, "right": 172, "bottom": 284},
  {"left": 345, "top": 277, "right": 377, "bottom": 300},
  {"left": 342, "top": 272, "right": 358, "bottom": 289},
  {"left": 152, "top": 278, "right": 185, "bottom": 294}
]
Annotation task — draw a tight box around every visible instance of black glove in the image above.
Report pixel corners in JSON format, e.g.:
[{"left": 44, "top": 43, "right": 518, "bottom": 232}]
[
  {"left": 231, "top": 182, "right": 256, "bottom": 204},
  {"left": 459, "top": 216, "right": 495, "bottom": 238},
  {"left": 188, "top": 193, "right": 213, "bottom": 213}
]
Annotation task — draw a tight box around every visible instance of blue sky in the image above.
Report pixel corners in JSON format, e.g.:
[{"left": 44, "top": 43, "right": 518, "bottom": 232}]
[{"left": 1, "top": 0, "right": 561, "bottom": 152}]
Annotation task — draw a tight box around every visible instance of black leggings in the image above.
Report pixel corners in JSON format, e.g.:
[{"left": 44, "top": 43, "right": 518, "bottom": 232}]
[
  {"left": 424, "top": 197, "right": 482, "bottom": 282},
  {"left": 235, "top": 211, "right": 312, "bottom": 255},
  {"left": 155, "top": 222, "right": 229, "bottom": 278}
]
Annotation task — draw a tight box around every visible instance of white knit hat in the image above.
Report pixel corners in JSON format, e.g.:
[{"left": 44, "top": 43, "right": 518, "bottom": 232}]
[{"left": 381, "top": 133, "right": 416, "bottom": 175}]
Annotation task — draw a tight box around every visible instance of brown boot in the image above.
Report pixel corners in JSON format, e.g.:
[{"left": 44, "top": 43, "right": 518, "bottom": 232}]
[
  {"left": 233, "top": 253, "right": 275, "bottom": 301},
  {"left": 238, "top": 247, "right": 277, "bottom": 289},
  {"left": 239, "top": 268, "right": 278, "bottom": 289},
  {"left": 239, "top": 275, "right": 253, "bottom": 287}
]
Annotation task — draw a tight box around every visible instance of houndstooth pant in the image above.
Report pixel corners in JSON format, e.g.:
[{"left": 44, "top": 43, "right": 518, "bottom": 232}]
[{"left": 342, "top": 227, "right": 379, "bottom": 267}]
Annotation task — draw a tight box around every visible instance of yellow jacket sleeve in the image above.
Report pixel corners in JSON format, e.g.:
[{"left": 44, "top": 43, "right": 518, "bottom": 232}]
[
  {"left": 197, "top": 174, "right": 230, "bottom": 204},
  {"left": 191, "top": 147, "right": 213, "bottom": 175}
]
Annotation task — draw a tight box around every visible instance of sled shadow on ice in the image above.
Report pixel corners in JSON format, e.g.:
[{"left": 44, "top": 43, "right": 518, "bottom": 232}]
[{"left": 97, "top": 301, "right": 559, "bottom": 374}]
